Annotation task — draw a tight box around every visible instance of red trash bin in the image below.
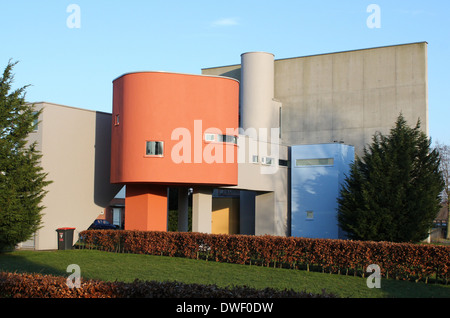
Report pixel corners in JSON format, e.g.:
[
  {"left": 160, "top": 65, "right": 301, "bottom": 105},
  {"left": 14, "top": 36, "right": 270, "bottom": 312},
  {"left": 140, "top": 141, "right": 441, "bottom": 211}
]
[{"left": 56, "top": 228, "right": 76, "bottom": 250}]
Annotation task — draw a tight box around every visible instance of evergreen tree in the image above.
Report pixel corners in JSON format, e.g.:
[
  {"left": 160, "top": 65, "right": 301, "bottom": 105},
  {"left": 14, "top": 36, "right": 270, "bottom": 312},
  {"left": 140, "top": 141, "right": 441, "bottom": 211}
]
[
  {"left": 337, "top": 114, "right": 444, "bottom": 242},
  {"left": 0, "top": 60, "right": 51, "bottom": 251}
]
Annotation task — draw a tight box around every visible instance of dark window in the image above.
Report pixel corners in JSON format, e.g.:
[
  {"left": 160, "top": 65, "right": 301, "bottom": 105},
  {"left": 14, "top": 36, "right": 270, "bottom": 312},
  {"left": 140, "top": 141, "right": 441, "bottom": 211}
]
[{"left": 146, "top": 141, "right": 164, "bottom": 156}]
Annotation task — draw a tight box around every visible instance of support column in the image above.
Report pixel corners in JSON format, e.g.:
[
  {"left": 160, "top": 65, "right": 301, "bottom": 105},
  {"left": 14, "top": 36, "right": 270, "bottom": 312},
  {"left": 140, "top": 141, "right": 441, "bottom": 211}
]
[
  {"left": 192, "top": 187, "right": 212, "bottom": 233},
  {"left": 240, "top": 191, "right": 255, "bottom": 235},
  {"left": 255, "top": 191, "right": 275, "bottom": 235},
  {"left": 125, "top": 184, "right": 168, "bottom": 231},
  {"left": 177, "top": 187, "right": 189, "bottom": 232}
]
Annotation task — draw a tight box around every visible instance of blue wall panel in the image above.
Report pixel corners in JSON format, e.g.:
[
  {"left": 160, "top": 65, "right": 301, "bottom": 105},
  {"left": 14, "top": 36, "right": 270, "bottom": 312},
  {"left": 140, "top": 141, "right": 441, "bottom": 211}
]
[{"left": 290, "top": 144, "right": 354, "bottom": 239}]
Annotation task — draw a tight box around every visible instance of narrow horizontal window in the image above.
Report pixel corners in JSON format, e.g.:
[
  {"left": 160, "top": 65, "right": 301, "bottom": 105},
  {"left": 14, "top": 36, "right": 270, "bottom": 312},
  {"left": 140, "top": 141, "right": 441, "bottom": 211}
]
[
  {"left": 278, "top": 159, "right": 289, "bottom": 167},
  {"left": 262, "top": 157, "right": 275, "bottom": 165},
  {"left": 218, "top": 134, "right": 238, "bottom": 144},
  {"left": 146, "top": 141, "right": 164, "bottom": 156},
  {"left": 295, "top": 158, "right": 334, "bottom": 167}
]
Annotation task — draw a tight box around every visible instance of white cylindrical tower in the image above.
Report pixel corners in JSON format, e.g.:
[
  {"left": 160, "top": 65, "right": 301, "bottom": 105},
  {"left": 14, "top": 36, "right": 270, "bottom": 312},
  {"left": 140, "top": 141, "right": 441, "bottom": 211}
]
[{"left": 240, "top": 52, "right": 275, "bottom": 138}]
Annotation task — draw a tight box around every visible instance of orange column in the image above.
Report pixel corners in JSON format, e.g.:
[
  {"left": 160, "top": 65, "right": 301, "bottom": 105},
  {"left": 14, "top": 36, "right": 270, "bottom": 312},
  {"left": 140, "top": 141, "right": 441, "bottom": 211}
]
[{"left": 125, "top": 184, "right": 168, "bottom": 231}]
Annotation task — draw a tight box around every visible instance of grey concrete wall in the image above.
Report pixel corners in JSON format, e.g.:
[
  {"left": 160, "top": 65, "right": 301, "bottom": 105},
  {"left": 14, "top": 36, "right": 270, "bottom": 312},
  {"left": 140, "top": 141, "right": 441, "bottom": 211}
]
[
  {"left": 202, "top": 42, "right": 429, "bottom": 156},
  {"left": 276, "top": 42, "right": 428, "bottom": 155}
]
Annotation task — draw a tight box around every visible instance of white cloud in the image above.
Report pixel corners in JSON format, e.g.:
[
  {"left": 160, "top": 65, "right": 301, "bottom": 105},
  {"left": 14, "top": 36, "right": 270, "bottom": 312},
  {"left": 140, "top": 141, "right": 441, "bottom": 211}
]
[{"left": 211, "top": 17, "right": 239, "bottom": 27}]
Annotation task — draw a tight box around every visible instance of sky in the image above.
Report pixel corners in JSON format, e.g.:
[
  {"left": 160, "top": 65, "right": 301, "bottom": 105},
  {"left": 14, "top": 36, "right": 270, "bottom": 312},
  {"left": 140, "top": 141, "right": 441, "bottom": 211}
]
[{"left": 1, "top": 0, "right": 449, "bottom": 144}]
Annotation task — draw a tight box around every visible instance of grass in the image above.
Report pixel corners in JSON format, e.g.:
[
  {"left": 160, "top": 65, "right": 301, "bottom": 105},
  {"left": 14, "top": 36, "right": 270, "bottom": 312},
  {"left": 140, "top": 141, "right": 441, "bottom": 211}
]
[{"left": 0, "top": 249, "right": 449, "bottom": 298}]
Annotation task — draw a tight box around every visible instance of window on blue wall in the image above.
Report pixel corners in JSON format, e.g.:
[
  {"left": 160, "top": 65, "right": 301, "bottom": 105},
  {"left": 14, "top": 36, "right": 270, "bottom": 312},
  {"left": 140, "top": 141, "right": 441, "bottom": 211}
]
[
  {"left": 295, "top": 158, "right": 334, "bottom": 167},
  {"left": 306, "top": 210, "right": 314, "bottom": 220}
]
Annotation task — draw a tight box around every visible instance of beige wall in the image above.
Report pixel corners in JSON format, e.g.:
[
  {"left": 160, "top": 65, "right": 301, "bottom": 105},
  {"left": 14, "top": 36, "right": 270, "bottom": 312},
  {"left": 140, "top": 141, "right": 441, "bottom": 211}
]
[
  {"left": 28, "top": 102, "right": 121, "bottom": 250},
  {"left": 192, "top": 188, "right": 213, "bottom": 233},
  {"left": 227, "top": 135, "right": 290, "bottom": 236}
]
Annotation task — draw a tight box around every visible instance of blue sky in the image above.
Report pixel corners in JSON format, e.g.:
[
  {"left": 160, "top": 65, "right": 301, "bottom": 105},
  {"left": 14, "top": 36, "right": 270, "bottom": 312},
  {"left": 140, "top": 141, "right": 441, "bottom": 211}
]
[{"left": 1, "top": 0, "right": 449, "bottom": 144}]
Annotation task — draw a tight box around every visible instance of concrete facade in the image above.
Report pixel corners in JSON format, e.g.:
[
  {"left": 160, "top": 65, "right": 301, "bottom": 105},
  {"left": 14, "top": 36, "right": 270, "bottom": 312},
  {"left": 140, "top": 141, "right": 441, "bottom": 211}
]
[
  {"left": 203, "top": 42, "right": 428, "bottom": 238},
  {"left": 227, "top": 135, "right": 289, "bottom": 236},
  {"left": 23, "top": 102, "right": 121, "bottom": 250},
  {"left": 202, "top": 42, "right": 429, "bottom": 156},
  {"left": 219, "top": 51, "right": 290, "bottom": 236}
]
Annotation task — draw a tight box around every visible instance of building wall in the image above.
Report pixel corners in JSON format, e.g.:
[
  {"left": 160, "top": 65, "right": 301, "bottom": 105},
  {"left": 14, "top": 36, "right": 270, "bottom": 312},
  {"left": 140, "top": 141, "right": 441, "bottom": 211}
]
[
  {"left": 227, "top": 134, "right": 290, "bottom": 236},
  {"left": 111, "top": 72, "right": 240, "bottom": 232},
  {"left": 202, "top": 42, "right": 429, "bottom": 156},
  {"left": 276, "top": 42, "right": 428, "bottom": 155},
  {"left": 291, "top": 143, "right": 354, "bottom": 239},
  {"left": 29, "top": 102, "right": 121, "bottom": 250},
  {"left": 111, "top": 72, "right": 239, "bottom": 186}
]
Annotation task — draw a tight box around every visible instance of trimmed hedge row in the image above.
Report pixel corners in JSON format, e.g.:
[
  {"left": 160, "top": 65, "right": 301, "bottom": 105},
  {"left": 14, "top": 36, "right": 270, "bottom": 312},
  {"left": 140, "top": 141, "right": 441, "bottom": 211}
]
[
  {"left": 78, "top": 230, "right": 450, "bottom": 284},
  {"left": 0, "top": 272, "right": 337, "bottom": 298}
]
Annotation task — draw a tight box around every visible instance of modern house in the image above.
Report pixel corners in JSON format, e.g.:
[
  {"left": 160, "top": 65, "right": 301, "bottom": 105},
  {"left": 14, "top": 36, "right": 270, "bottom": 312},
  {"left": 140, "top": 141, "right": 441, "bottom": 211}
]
[{"left": 22, "top": 42, "right": 429, "bottom": 250}]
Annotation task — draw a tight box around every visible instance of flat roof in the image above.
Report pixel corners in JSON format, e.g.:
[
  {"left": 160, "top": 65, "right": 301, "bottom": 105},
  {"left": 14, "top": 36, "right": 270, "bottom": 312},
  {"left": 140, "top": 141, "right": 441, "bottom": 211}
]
[
  {"left": 202, "top": 41, "right": 428, "bottom": 71},
  {"left": 29, "top": 101, "right": 111, "bottom": 115},
  {"left": 112, "top": 70, "right": 240, "bottom": 83}
]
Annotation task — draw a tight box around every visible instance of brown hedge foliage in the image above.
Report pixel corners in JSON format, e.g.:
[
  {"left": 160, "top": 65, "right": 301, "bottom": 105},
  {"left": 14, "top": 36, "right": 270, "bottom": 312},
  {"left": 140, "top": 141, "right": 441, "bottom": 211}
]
[
  {"left": 79, "top": 230, "right": 450, "bottom": 284},
  {"left": 0, "top": 272, "right": 337, "bottom": 298}
]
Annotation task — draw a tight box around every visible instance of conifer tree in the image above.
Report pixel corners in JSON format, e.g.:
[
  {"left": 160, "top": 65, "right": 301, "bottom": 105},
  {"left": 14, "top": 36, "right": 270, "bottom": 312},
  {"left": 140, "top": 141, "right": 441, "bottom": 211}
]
[
  {"left": 337, "top": 114, "right": 444, "bottom": 242},
  {"left": 0, "top": 60, "right": 51, "bottom": 251}
]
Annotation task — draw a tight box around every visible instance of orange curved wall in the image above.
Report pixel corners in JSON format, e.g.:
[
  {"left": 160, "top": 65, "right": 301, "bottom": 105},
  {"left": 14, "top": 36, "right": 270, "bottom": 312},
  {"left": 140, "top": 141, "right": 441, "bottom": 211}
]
[{"left": 111, "top": 72, "right": 239, "bottom": 186}]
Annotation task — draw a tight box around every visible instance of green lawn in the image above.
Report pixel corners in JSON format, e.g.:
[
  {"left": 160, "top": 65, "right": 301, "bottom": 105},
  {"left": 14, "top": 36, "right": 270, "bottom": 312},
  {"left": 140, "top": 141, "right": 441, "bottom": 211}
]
[{"left": 0, "top": 249, "right": 449, "bottom": 298}]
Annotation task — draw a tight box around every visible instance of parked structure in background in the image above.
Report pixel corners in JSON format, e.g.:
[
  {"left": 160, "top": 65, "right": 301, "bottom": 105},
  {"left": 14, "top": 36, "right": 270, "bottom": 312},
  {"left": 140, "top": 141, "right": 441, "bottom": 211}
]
[{"left": 22, "top": 42, "right": 429, "bottom": 250}]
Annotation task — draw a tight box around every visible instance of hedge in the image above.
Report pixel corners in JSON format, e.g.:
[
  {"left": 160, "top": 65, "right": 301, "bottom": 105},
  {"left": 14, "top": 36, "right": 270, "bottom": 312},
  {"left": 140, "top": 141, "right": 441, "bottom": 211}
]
[
  {"left": 77, "top": 230, "right": 450, "bottom": 284},
  {"left": 0, "top": 272, "right": 337, "bottom": 298}
]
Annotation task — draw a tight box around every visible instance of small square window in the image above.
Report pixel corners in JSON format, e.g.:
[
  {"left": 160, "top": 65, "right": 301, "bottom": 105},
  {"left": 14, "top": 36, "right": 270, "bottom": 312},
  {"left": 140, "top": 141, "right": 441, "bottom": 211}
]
[
  {"left": 252, "top": 155, "right": 259, "bottom": 163},
  {"left": 146, "top": 141, "right": 164, "bottom": 156},
  {"left": 262, "top": 157, "right": 274, "bottom": 165},
  {"left": 306, "top": 210, "right": 314, "bottom": 220},
  {"left": 205, "top": 133, "right": 216, "bottom": 142}
]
